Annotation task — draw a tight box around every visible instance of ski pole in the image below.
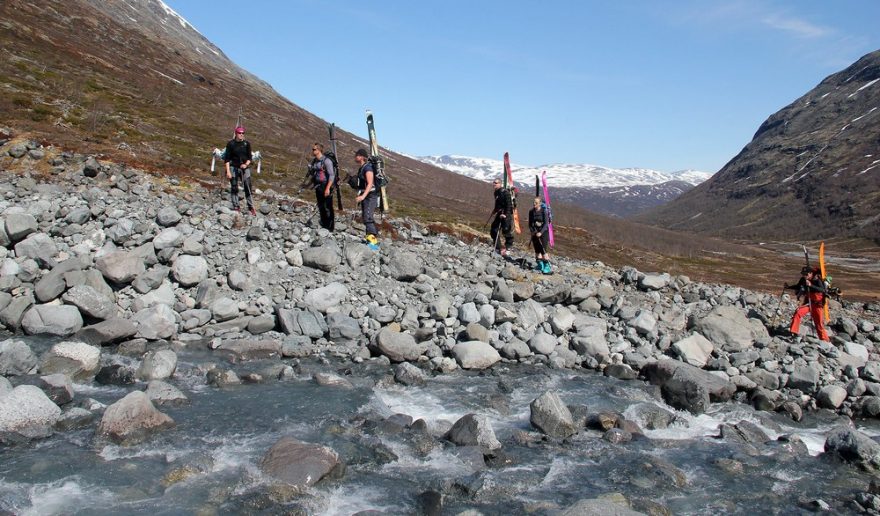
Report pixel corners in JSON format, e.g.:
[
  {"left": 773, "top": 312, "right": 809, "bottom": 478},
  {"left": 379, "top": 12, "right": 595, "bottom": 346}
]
[
  {"left": 484, "top": 209, "right": 499, "bottom": 228},
  {"left": 770, "top": 285, "right": 786, "bottom": 327}
]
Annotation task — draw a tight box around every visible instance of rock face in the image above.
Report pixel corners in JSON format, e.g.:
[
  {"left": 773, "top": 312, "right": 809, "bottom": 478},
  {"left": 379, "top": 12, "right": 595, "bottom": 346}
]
[
  {"left": 96, "top": 391, "right": 175, "bottom": 445},
  {"left": 259, "top": 436, "right": 344, "bottom": 488},
  {"left": 530, "top": 391, "right": 577, "bottom": 438},
  {"left": 446, "top": 413, "right": 501, "bottom": 451},
  {"left": 0, "top": 385, "right": 62, "bottom": 440},
  {"left": 452, "top": 341, "right": 501, "bottom": 369}
]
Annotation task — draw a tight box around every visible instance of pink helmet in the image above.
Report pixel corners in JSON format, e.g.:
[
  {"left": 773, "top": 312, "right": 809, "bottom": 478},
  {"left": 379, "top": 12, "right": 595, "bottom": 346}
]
[{"left": 234, "top": 126, "right": 245, "bottom": 134}]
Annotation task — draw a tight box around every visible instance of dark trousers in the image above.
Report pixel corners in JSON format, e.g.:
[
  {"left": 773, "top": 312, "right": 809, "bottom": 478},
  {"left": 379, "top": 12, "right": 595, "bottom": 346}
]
[
  {"left": 315, "top": 187, "right": 334, "bottom": 231},
  {"left": 531, "top": 232, "right": 549, "bottom": 256},
  {"left": 490, "top": 214, "right": 514, "bottom": 250},
  {"left": 362, "top": 191, "right": 378, "bottom": 236},
  {"left": 230, "top": 167, "right": 253, "bottom": 209}
]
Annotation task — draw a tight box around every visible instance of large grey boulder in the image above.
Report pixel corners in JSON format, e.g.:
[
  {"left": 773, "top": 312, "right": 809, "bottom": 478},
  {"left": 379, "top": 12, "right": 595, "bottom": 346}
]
[
  {"left": 35, "top": 259, "right": 83, "bottom": 303},
  {"left": 96, "top": 391, "right": 175, "bottom": 445},
  {"left": 693, "top": 305, "right": 754, "bottom": 352},
  {"left": 156, "top": 206, "right": 182, "bottom": 227},
  {"left": 62, "top": 285, "right": 116, "bottom": 320},
  {"left": 213, "top": 339, "right": 282, "bottom": 361},
  {"left": 446, "top": 413, "right": 501, "bottom": 450},
  {"left": 137, "top": 350, "right": 178, "bottom": 380},
  {"left": 4, "top": 213, "right": 38, "bottom": 242},
  {"left": 133, "top": 265, "right": 171, "bottom": 294},
  {"left": 517, "top": 299, "right": 546, "bottom": 330},
  {"left": 39, "top": 341, "right": 101, "bottom": 381},
  {"left": 96, "top": 251, "right": 145, "bottom": 285},
  {"left": 376, "top": 327, "right": 427, "bottom": 362},
  {"left": 0, "top": 339, "right": 38, "bottom": 376},
  {"left": 638, "top": 273, "right": 671, "bottom": 291},
  {"left": 301, "top": 246, "right": 341, "bottom": 272},
  {"left": 65, "top": 207, "right": 91, "bottom": 225},
  {"left": 816, "top": 385, "right": 847, "bottom": 409},
  {"left": 172, "top": 255, "right": 209, "bottom": 287},
  {"left": 260, "top": 437, "right": 344, "bottom": 488},
  {"left": 344, "top": 243, "right": 372, "bottom": 268},
  {"left": 452, "top": 341, "right": 501, "bottom": 369},
  {"left": 387, "top": 250, "right": 422, "bottom": 282},
  {"left": 211, "top": 297, "right": 239, "bottom": 322},
  {"left": 76, "top": 318, "right": 138, "bottom": 346},
  {"left": 530, "top": 391, "right": 577, "bottom": 438},
  {"left": 152, "top": 227, "right": 183, "bottom": 250},
  {"left": 671, "top": 334, "right": 714, "bottom": 368},
  {"left": 22, "top": 304, "right": 83, "bottom": 336},
  {"left": 824, "top": 426, "right": 880, "bottom": 473},
  {"left": 550, "top": 308, "right": 575, "bottom": 335},
  {"left": 0, "top": 385, "right": 62, "bottom": 440},
  {"left": 628, "top": 310, "right": 657, "bottom": 336},
  {"left": 641, "top": 360, "right": 737, "bottom": 414},
  {"left": 529, "top": 332, "right": 557, "bottom": 355},
  {"left": 0, "top": 295, "right": 34, "bottom": 331},
  {"left": 303, "top": 282, "right": 348, "bottom": 313},
  {"left": 144, "top": 380, "right": 189, "bottom": 406},
  {"left": 132, "top": 304, "right": 177, "bottom": 340},
  {"left": 787, "top": 365, "right": 821, "bottom": 394},
  {"left": 327, "top": 312, "right": 362, "bottom": 342},
  {"left": 14, "top": 233, "right": 57, "bottom": 263},
  {"left": 133, "top": 280, "right": 175, "bottom": 311}
]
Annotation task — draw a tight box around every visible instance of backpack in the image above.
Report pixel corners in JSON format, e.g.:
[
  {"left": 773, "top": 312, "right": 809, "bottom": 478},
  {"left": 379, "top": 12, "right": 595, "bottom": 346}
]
[
  {"left": 542, "top": 201, "right": 552, "bottom": 223},
  {"left": 369, "top": 156, "right": 389, "bottom": 187},
  {"left": 312, "top": 154, "right": 335, "bottom": 184}
]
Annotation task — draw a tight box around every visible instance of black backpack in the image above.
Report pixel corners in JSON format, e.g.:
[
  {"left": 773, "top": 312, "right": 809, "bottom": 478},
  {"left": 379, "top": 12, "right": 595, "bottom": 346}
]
[
  {"left": 312, "top": 153, "right": 337, "bottom": 185},
  {"left": 370, "top": 156, "right": 389, "bottom": 187}
]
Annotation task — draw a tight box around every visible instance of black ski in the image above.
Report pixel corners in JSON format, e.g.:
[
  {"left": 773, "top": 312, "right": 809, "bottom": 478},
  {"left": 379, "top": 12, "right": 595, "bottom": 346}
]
[
  {"left": 328, "top": 123, "right": 343, "bottom": 211},
  {"left": 366, "top": 110, "right": 389, "bottom": 212}
]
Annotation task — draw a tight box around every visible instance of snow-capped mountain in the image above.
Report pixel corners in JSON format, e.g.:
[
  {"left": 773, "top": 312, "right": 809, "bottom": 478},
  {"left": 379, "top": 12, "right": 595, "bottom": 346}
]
[
  {"left": 415, "top": 155, "right": 713, "bottom": 217},
  {"left": 416, "top": 155, "right": 712, "bottom": 189}
]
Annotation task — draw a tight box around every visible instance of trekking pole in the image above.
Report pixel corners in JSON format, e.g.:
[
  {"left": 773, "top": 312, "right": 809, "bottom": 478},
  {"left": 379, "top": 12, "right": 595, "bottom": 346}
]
[
  {"left": 484, "top": 209, "right": 499, "bottom": 229},
  {"left": 770, "top": 285, "right": 786, "bottom": 327}
]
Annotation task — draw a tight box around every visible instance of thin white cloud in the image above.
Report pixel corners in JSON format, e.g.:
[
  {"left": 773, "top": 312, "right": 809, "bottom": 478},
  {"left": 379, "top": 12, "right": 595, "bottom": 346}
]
[{"left": 760, "top": 13, "right": 829, "bottom": 39}]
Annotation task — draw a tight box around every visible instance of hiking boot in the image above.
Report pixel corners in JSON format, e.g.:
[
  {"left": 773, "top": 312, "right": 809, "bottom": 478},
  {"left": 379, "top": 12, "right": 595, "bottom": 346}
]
[
  {"left": 365, "top": 234, "right": 378, "bottom": 245},
  {"left": 542, "top": 262, "right": 552, "bottom": 274},
  {"left": 534, "top": 260, "right": 544, "bottom": 271},
  {"left": 249, "top": 207, "right": 257, "bottom": 216}
]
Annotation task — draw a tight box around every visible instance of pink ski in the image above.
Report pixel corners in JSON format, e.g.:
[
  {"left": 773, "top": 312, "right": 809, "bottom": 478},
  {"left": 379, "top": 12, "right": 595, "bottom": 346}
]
[{"left": 541, "top": 171, "right": 555, "bottom": 248}]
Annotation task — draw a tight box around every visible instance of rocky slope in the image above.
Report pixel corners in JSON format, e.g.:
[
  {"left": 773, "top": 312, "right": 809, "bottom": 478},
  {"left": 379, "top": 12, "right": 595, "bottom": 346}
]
[{"left": 640, "top": 49, "right": 880, "bottom": 241}]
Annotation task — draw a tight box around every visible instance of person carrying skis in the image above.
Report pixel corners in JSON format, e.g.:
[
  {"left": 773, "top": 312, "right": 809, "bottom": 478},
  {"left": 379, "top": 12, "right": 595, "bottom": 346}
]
[
  {"left": 490, "top": 179, "right": 514, "bottom": 256},
  {"left": 785, "top": 266, "right": 830, "bottom": 341},
  {"left": 353, "top": 148, "right": 379, "bottom": 250},
  {"left": 528, "top": 197, "right": 551, "bottom": 273},
  {"left": 308, "top": 142, "right": 335, "bottom": 231},
  {"left": 223, "top": 126, "right": 255, "bottom": 215}
]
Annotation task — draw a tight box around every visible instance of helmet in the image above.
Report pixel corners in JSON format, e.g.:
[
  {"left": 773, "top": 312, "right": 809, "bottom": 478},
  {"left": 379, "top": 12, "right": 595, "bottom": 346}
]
[{"left": 234, "top": 126, "right": 245, "bottom": 134}]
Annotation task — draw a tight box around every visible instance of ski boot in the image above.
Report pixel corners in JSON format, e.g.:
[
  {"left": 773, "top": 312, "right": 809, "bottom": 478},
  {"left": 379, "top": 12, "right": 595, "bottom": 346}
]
[
  {"left": 541, "top": 261, "right": 552, "bottom": 274},
  {"left": 365, "top": 234, "right": 380, "bottom": 251},
  {"left": 535, "top": 259, "right": 544, "bottom": 271}
]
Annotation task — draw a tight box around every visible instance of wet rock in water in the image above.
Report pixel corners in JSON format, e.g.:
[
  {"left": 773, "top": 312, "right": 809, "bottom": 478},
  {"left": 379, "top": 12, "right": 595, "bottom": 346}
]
[
  {"left": 604, "top": 428, "right": 633, "bottom": 444},
  {"left": 587, "top": 411, "right": 621, "bottom": 431},
  {"left": 560, "top": 495, "right": 645, "bottom": 516},
  {"left": 313, "top": 372, "right": 353, "bottom": 388},
  {"left": 447, "top": 413, "right": 501, "bottom": 451},
  {"left": 0, "top": 385, "right": 62, "bottom": 441},
  {"left": 207, "top": 368, "right": 241, "bottom": 387},
  {"left": 22, "top": 304, "right": 83, "bottom": 337},
  {"left": 36, "top": 374, "right": 74, "bottom": 405},
  {"left": 144, "top": 380, "right": 188, "bottom": 406},
  {"left": 0, "top": 338, "right": 38, "bottom": 376},
  {"left": 39, "top": 341, "right": 100, "bottom": 381},
  {"left": 824, "top": 426, "right": 880, "bottom": 473},
  {"left": 604, "top": 364, "right": 637, "bottom": 380},
  {"left": 452, "top": 341, "right": 501, "bottom": 370},
  {"left": 629, "top": 403, "right": 679, "bottom": 430},
  {"left": 76, "top": 318, "right": 138, "bottom": 346},
  {"left": 97, "top": 391, "right": 175, "bottom": 445},
  {"left": 719, "top": 421, "right": 770, "bottom": 446},
  {"left": 55, "top": 407, "right": 95, "bottom": 431},
  {"left": 214, "top": 339, "right": 281, "bottom": 361},
  {"left": 376, "top": 327, "right": 427, "bottom": 362},
  {"left": 714, "top": 458, "right": 744, "bottom": 475},
  {"left": 137, "top": 349, "right": 177, "bottom": 380},
  {"left": 530, "top": 391, "right": 577, "bottom": 438},
  {"left": 777, "top": 400, "right": 803, "bottom": 422},
  {"left": 641, "top": 360, "right": 736, "bottom": 414},
  {"left": 260, "top": 436, "right": 345, "bottom": 489},
  {"left": 417, "top": 490, "right": 443, "bottom": 516},
  {"left": 95, "top": 364, "right": 135, "bottom": 386},
  {"left": 394, "top": 362, "right": 427, "bottom": 386}
]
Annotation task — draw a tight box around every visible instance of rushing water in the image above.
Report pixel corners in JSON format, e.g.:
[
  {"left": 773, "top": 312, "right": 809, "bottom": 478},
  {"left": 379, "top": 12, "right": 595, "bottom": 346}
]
[{"left": 2, "top": 339, "right": 878, "bottom": 515}]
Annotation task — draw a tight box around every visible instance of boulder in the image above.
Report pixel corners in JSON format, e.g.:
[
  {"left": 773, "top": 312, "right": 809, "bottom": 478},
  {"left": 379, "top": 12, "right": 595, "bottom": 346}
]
[
  {"left": 14, "top": 233, "right": 57, "bottom": 263},
  {"left": 213, "top": 339, "right": 282, "bottom": 360},
  {"left": 787, "top": 365, "right": 821, "bottom": 394},
  {"left": 303, "top": 282, "right": 348, "bottom": 313},
  {"left": 641, "top": 360, "right": 736, "bottom": 414},
  {"left": 376, "top": 327, "right": 426, "bottom": 362},
  {"left": 96, "top": 251, "right": 145, "bottom": 285},
  {"left": 156, "top": 206, "right": 182, "bottom": 227},
  {"left": 137, "top": 350, "right": 178, "bottom": 380},
  {"left": 4, "top": 213, "right": 38, "bottom": 242},
  {"left": 62, "top": 285, "right": 116, "bottom": 320},
  {"left": 301, "top": 246, "right": 341, "bottom": 272},
  {"left": 693, "top": 305, "right": 754, "bottom": 352},
  {"left": 144, "top": 380, "right": 188, "bottom": 406},
  {"left": 528, "top": 332, "right": 557, "bottom": 355},
  {"left": 172, "top": 255, "right": 209, "bottom": 287},
  {"left": 671, "top": 334, "right": 714, "bottom": 368},
  {"left": 452, "top": 341, "right": 501, "bottom": 370},
  {"left": 211, "top": 297, "right": 239, "bottom": 322},
  {"left": 816, "top": 385, "right": 847, "bottom": 409},
  {"left": 639, "top": 273, "right": 671, "bottom": 291},
  {"left": 517, "top": 299, "right": 546, "bottom": 330},
  {"left": 152, "top": 227, "right": 183, "bottom": 250},
  {"left": 530, "top": 391, "right": 577, "bottom": 438},
  {"left": 76, "top": 318, "right": 138, "bottom": 346},
  {"left": 96, "top": 391, "right": 175, "bottom": 445},
  {"left": 22, "top": 305, "right": 83, "bottom": 337},
  {"left": 132, "top": 304, "right": 177, "bottom": 340},
  {"left": 0, "top": 385, "right": 62, "bottom": 440},
  {"left": 824, "top": 426, "right": 880, "bottom": 473},
  {"left": 386, "top": 250, "right": 422, "bottom": 282},
  {"left": 39, "top": 341, "right": 101, "bottom": 381},
  {"left": 0, "top": 339, "right": 38, "bottom": 376},
  {"left": 446, "top": 413, "right": 501, "bottom": 450},
  {"left": 260, "top": 436, "right": 344, "bottom": 488}
]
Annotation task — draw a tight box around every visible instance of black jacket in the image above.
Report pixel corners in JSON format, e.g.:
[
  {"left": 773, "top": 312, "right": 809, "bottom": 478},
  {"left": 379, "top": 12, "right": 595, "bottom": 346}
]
[
  {"left": 224, "top": 139, "right": 252, "bottom": 168},
  {"left": 529, "top": 207, "right": 549, "bottom": 234},
  {"left": 494, "top": 188, "right": 513, "bottom": 215}
]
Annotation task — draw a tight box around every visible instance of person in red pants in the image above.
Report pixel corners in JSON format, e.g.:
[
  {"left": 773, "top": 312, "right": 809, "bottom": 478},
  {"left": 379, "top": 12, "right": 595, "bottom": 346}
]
[{"left": 785, "top": 266, "right": 829, "bottom": 341}]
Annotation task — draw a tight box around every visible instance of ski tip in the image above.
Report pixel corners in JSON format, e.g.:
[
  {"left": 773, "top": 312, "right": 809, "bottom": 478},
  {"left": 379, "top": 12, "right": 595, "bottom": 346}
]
[{"left": 366, "top": 109, "right": 373, "bottom": 116}]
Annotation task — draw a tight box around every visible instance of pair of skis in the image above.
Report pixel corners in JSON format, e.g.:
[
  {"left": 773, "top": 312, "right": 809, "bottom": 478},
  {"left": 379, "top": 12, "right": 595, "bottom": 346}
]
[
  {"left": 502, "top": 152, "right": 555, "bottom": 247},
  {"left": 326, "top": 111, "right": 390, "bottom": 213}
]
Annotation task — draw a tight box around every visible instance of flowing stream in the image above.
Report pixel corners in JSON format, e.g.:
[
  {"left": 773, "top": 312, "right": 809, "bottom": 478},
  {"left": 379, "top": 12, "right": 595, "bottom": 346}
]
[{"left": 2, "top": 337, "right": 877, "bottom": 515}]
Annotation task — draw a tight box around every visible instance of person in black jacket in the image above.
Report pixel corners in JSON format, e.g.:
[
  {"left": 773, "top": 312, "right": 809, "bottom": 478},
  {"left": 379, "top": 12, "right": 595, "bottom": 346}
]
[
  {"left": 223, "top": 126, "right": 255, "bottom": 214},
  {"left": 784, "top": 266, "right": 830, "bottom": 341},
  {"left": 308, "top": 143, "right": 335, "bottom": 231},
  {"left": 353, "top": 148, "right": 379, "bottom": 249},
  {"left": 528, "top": 197, "right": 551, "bottom": 274},
  {"left": 490, "top": 179, "right": 514, "bottom": 256}
]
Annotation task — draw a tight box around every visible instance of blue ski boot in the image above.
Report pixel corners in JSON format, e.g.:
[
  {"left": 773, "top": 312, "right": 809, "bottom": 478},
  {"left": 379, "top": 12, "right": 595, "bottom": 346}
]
[{"left": 541, "top": 261, "right": 552, "bottom": 274}]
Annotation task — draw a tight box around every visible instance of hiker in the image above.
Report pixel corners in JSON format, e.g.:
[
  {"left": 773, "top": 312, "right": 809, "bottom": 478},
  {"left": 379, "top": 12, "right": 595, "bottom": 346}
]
[
  {"left": 308, "top": 142, "right": 335, "bottom": 231},
  {"left": 785, "top": 266, "right": 830, "bottom": 341},
  {"left": 353, "top": 148, "right": 379, "bottom": 250},
  {"left": 490, "top": 178, "right": 514, "bottom": 256},
  {"left": 223, "top": 126, "right": 255, "bottom": 215},
  {"left": 528, "top": 196, "right": 551, "bottom": 273}
]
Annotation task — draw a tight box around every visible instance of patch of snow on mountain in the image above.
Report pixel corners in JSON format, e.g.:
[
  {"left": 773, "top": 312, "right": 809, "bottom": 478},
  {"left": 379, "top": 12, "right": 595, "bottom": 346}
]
[{"left": 417, "top": 155, "right": 713, "bottom": 190}]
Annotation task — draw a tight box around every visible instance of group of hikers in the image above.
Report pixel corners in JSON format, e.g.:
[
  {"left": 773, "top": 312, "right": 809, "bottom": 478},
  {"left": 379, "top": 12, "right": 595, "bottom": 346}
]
[{"left": 222, "top": 127, "right": 841, "bottom": 341}]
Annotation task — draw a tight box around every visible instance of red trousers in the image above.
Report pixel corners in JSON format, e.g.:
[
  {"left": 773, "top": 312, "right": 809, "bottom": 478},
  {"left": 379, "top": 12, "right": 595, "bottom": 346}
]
[{"left": 790, "top": 303, "right": 829, "bottom": 341}]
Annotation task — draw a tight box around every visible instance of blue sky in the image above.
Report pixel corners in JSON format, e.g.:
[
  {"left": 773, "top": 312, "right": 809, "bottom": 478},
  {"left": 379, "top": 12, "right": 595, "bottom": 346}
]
[{"left": 166, "top": 0, "right": 880, "bottom": 173}]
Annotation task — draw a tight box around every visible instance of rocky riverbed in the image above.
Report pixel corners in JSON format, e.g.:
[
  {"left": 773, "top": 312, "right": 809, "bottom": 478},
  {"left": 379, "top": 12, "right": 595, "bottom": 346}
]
[{"left": 2, "top": 138, "right": 880, "bottom": 514}]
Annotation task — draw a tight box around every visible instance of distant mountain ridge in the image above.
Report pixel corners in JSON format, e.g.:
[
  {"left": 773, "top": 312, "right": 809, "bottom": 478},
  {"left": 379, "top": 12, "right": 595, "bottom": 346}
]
[
  {"left": 638, "top": 49, "right": 880, "bottom": 241},
  {"left": 416, "top": 155, "right": 712, "bottom": 217}
]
